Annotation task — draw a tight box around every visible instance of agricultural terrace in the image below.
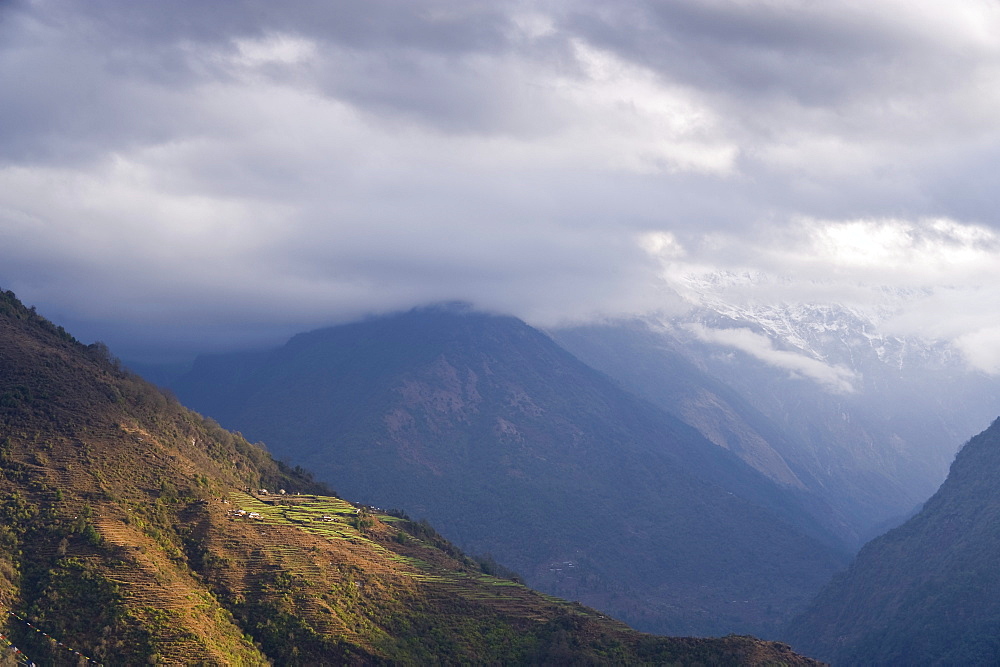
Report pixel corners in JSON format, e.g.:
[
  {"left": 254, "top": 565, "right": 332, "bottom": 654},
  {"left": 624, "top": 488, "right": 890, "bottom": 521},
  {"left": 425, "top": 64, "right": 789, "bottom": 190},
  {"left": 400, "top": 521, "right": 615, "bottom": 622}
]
[{"left": 226, "top": 491, "right": 588, "bottom": 616}]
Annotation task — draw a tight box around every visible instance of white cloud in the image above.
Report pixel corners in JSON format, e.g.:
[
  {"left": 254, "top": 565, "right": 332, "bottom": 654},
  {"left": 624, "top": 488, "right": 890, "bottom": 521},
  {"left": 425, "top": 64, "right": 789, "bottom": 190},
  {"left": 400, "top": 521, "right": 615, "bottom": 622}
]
[
  {"left": 640, "top": 215, "right": 1000, "bottom": 375},
  {"left": 685, "top": 322, "right": 857, "bottom": 393},
  {"left": 955, "top": 327, "right": 1000, "bottom": 375},
  {"left": 645, "top": 216, "right": 1000, "bottom": 291},
  {"left": 639, "top": 231, "right": 686, "bottom": 258},
  {"left": 806, "top": 217, "right": 1000, "bottom": 278},
  {"left": 557, "top": 39, "right": 739, "bottom": 175},
  {"left": 231, "top": 34, "right": 317, "bottom": 68}
]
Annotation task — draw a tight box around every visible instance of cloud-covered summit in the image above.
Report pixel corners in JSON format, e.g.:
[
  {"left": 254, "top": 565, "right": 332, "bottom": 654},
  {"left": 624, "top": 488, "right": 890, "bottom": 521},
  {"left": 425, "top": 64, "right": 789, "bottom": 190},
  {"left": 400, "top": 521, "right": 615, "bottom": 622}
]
[{"left": 2, "top": 0, "right": 1000, "bottom": 364}]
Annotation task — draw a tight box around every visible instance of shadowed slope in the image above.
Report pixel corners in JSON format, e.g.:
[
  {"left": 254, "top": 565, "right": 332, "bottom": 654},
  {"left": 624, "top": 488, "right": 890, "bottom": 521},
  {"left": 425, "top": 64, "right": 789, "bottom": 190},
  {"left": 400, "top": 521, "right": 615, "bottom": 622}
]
[{"left": 788, "top": 417, "right": 1000, "bottom": 665}]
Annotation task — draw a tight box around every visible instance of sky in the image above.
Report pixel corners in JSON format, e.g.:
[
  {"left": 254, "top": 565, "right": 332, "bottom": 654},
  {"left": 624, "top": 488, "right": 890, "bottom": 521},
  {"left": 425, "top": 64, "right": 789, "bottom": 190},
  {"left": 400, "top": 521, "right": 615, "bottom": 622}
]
[{"left": 3, "top": 0, "right": 1000, "bottom": 366}]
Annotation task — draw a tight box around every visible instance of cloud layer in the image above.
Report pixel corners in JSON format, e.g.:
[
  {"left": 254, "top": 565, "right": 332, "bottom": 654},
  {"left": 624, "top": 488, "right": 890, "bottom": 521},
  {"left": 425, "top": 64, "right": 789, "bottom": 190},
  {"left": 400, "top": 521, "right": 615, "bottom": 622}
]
[
  {"left": 2, "top": 0, "right": 1000, "bottom": 362},
  {"left": 686, "top": 323, "right": 858, "bottom": 393}
]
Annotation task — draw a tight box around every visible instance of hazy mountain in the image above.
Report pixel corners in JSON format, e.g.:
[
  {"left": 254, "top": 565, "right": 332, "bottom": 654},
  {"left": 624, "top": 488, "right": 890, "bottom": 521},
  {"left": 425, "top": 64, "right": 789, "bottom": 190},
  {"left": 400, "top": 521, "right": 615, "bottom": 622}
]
[
  {"left": 0, "top": 289, "right": 826, "bottom": 664},
  {"left": 553, "top": 278, "right": 1000, "bottom": 547},
  {"left": 552, "top": 320, "right": 805, "bottom": 488},
  {"left": 171, "top": 304, "right": 847, "bottom": 637},
  {"left": 786, "top": 417, "right": 1000, "bottom": 665}
]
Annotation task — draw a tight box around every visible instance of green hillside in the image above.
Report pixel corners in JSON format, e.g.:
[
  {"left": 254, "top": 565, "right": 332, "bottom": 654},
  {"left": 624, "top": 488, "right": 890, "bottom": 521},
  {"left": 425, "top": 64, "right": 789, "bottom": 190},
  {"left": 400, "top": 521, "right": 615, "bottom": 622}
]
[
  {"left": 787, "top": 417, "right": 1000, "bottom": 665},
  {"left": 0, "top": 289, "right": 819, "bottom": 664},
  {"left": 172, "top": 304, "right": 846, "bottom": 638}
]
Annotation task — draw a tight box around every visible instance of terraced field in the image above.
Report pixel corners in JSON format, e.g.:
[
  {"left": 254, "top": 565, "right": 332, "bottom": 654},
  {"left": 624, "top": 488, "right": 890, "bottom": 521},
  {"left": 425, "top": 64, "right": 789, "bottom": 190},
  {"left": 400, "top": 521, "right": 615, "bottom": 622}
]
[
  {"left": 92, "top": 509, "right": 271, "bottom": 664},
  {"left": 224, "top": 491, "right": 574, "bottom": 621}
]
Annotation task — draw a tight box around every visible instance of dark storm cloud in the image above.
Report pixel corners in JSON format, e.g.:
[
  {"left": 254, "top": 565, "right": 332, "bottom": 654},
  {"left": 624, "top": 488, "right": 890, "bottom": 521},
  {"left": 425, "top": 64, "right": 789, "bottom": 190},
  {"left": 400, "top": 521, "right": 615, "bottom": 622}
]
[
  {"left": 34, "top": 0, "right": 514, "bottom": 53},
  {"left": 563, "top": 0, "right": 993, "bottom": 113},
  {"left": 2, "top": 0, "right": 1000, "bottom": 365},
  {"left": 0, "top": 0, "right": 522, "bottom": 164},
  {"left": 554, "top": 0, "right": 1000, "bottom": 224}
]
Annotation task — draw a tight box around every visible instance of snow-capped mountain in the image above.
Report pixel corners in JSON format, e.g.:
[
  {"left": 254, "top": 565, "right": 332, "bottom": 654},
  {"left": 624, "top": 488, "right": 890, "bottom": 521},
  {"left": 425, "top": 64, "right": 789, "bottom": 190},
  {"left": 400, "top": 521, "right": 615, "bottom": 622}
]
[
  {"left": 554, "top": 274, "right": 1000, "bottom": 549},
  {"left": 673, "top": 272, "right": 962, "bottom": 377}
]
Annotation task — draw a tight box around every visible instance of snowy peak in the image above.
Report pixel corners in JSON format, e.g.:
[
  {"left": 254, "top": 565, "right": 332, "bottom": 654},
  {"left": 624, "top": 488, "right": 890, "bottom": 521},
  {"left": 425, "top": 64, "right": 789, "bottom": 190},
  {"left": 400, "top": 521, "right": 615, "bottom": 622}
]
[{"left": 669, "top": 272, "right": 957, "bottom": 376}]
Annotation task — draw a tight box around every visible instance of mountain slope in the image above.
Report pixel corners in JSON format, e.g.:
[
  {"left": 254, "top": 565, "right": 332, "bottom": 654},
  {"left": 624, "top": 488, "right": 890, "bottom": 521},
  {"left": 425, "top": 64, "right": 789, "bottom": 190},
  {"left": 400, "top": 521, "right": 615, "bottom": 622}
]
[
  {"left": 552, "top": 320, "right": 808, "bottom": 489},
  {"left": 786, "top": 417, "right": 1000, "bottom": 665},
  {"left": 0, "top": 290, "right": 819, "bottom": 665},
  {"left": 172, "top": 304, "right": 847, "bottom": 637},
  {"left": 554, "top": 303, "right": 1000, "bottom": 548},
  {"left": 551, "top": 319, "right": 876, "bottom": 548}
]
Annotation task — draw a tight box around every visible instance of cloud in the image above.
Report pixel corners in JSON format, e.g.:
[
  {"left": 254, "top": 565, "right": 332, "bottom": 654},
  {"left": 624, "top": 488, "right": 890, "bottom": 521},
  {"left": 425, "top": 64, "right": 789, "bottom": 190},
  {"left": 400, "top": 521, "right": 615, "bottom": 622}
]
[
  {"left": 3, "top": 1, "right": 1000, "bottom": 361},
  {"left": 641, "top": 216, "right": 1000, "bottom": 374},
  {"left": 685, "top": 322, "right": 857, "bottom": 393},
  {"left": 646, "top": 216, "right": 1000, "bottom": 292},
  {"left": 955, "top": 328, "right": 1000, "bottom": 375}
]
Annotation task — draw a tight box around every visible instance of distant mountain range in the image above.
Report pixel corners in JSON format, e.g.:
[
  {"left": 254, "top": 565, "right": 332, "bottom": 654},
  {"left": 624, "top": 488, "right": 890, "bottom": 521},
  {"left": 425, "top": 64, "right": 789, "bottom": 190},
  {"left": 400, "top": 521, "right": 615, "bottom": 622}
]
[
  {"left": 554, "top": 275, "right": 1000, "bottom": 547},
  {"left": 0, "top": 290, "right": 823, "bottom": 665},
  {"left": 786, "top": 417, "right": 1000, "bottom": 665},
  {"left": 170, "top": 303, "right": 847, "bottom": 637}
]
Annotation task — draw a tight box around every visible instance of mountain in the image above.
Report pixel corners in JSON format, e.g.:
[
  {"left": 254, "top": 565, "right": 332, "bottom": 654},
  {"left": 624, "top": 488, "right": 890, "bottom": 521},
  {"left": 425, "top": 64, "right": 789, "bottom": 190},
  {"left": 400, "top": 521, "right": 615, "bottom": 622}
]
[
  {"left": 786, "top": 417, "right": 1000, "bottom": 665},
  {"left": 552, "top": 279, "right": 1000, "bottom": 547},
  {"left": 0, "top": 290, "right": 822, "bottom": 665},
  {"left": 170, "top": 304, "right": 847, "bottom": 638},
  {"left": 552, "top": 320, "right": 806, "bottom": 491}
]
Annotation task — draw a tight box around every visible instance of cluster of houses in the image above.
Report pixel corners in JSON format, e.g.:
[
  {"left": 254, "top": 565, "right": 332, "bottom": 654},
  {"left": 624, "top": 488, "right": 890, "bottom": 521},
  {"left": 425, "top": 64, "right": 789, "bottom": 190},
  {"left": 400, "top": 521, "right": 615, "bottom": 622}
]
[
  {"left": 255, "top": 488, "right": 290, "bottom": 495},
  {"left": 227, "top": 508, "right": 263, "bottom": 520},
  {"left": 547, "top": 561, "right": 578, "bottom": 574}
]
